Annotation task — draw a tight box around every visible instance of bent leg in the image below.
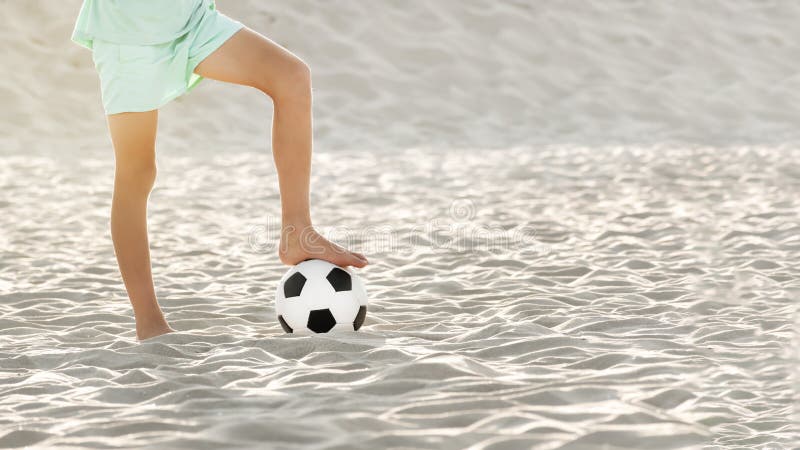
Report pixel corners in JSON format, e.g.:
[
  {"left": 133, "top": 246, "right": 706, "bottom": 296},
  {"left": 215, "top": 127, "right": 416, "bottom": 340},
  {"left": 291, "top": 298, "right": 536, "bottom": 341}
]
[
  {"left": 107, "top": 110, "right": 173, "bottom": 340},
  {"left": 193, "top": 27, "right": 368, "bottom": 268}
]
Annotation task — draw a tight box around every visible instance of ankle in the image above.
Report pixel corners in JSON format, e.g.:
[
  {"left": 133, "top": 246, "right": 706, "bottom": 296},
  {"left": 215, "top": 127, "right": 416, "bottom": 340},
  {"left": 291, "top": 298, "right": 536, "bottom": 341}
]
[
  {"left": 280, "top": 223, "right": 318, "bottom": 246},
  {"left": 136, "top": 322, "right": 173, "bottom": 340},
  {"left": 134, "top": 310, "right": 168, "bottom": 328},
  {"left": 281, "top": 213, "right": 312, "bottom": 230}
]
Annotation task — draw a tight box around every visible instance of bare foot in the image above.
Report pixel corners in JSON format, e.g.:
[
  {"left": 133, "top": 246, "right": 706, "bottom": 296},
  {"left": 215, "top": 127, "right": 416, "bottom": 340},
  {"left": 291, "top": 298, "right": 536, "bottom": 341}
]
[
  {"left": 136, "top": 320, "right": 175, "bottom": 341},
  {"left": 279, "top": 224, "right": 368, "bottom": 268}
]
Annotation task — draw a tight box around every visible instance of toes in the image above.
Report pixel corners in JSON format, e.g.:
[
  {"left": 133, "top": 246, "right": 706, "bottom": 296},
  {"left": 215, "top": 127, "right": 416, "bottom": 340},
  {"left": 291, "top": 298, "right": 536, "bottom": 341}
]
[
  {"left": 352, "top": 252, "right": 369, "bottom": 265},
  {"left": 350, "top": 258, "right": 367, "bottom": 268},
  {"left": 339, "top": 252, "right": 367, "bottom": 268},
  {"left": 350, "top": 254, "right": 368, "bottom": 267}
]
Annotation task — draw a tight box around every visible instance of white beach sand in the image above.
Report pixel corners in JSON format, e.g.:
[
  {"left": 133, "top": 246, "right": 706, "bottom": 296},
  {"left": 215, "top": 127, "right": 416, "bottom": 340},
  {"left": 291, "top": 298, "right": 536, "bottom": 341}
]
[{"left": 1, "top": 1, "right": 798, "bottom": 449}]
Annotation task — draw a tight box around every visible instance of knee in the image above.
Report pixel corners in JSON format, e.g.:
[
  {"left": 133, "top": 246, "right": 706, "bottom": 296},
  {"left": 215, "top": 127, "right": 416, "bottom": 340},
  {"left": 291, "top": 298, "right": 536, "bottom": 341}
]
[
  {"left": 262, "top": 58, "right": 312, "bottom": 104},
  {"left": 115, "top": 160, "right": 157, "bottom": 194}
]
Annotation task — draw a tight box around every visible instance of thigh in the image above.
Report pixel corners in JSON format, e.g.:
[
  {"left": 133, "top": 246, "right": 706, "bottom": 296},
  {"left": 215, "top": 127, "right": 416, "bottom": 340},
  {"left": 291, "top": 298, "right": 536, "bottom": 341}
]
[
  {"left": 193, "top": 26, "right": 305, "bottom": 94},
  {"left": 107, "top": 111, "right": 158, "bottom": 167}
]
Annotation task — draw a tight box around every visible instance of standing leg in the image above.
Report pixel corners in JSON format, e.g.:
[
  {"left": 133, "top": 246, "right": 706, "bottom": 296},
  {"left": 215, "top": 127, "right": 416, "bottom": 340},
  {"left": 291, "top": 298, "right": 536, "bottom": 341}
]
[
  {"left": 107, "top": 110, "right": 173, "bottom": 340},
  {"left": 194, "top": 27, "right": 368, "bottom": 268}
]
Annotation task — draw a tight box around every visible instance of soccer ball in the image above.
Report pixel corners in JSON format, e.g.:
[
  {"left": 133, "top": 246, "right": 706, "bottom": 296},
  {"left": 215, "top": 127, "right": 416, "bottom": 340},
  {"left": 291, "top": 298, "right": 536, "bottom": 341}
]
[{"left": 275, "top": 259, "right": 368, "bottom": 334}]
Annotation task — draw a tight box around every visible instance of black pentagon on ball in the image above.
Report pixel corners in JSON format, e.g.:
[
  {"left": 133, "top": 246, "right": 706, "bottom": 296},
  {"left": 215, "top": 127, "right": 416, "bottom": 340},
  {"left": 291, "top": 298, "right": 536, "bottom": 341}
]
[
  {"left": 326, "top": 267, "right": 352, "bottom": 292},
  {"left": 307, "top": 309, "right": 337, "bottom": 333},
  {"left": 353, "top": 306, "right": 367, "bottom": 331},
  {"left": 278, "top": 315, "right": 293, "bottom": 333},
  {"left": 283, "top": 272, "right": 307, "bottom": 298}
]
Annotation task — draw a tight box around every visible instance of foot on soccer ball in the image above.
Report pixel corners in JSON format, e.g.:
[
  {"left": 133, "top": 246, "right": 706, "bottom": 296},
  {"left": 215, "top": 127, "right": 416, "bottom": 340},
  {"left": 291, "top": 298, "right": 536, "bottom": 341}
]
[{"left": 279, "top": 225, "right": 368, "bottom": 268}]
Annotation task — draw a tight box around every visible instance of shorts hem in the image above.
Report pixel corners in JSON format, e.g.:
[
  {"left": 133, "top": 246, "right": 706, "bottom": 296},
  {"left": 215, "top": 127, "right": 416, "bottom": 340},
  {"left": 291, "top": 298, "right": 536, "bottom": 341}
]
[
  {"left": 104, "top": 90, "right": 184, "bottom": 115},
  {"left": 103, "top": 21, "right": 245, "bottom": 116},
  {"left": 188, "top": 22, "right": 246, "bottom": 74}
]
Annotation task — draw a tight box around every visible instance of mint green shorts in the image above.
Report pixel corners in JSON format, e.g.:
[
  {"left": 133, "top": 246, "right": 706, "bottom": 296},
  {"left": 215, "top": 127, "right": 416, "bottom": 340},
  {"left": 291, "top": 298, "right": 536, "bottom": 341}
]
[{"left": 91, "top": 7, "right": 244, "bottom": 115}]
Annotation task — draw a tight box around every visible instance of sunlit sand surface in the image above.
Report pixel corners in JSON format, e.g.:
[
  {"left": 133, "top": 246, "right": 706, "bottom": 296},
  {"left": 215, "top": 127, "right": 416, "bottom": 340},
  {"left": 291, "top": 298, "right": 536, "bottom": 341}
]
[{"left": 0, "top": 146, "right": 796, "bottom": 449}]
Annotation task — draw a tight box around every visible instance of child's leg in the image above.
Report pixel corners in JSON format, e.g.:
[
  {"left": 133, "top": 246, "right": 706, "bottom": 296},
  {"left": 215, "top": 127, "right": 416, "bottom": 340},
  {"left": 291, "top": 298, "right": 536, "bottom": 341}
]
[
  {"left": 193, "top": 27, "right": 368, "bottom": 268},
  {"left": 107, "top": 110, "right": 173, "bottom": 340}
]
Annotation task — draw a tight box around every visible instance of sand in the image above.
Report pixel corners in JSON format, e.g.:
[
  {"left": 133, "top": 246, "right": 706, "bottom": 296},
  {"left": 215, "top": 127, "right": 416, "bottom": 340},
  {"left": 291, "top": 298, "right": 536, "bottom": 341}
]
[{"left": 1, "top": 1, "right": 798, "bottom": 449}]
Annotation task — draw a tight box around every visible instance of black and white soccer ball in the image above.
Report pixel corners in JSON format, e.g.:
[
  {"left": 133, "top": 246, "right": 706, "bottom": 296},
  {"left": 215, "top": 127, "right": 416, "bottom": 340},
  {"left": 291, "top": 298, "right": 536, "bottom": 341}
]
[{"left": 275, "top": 259, "right": 368, "bottom": 334}]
